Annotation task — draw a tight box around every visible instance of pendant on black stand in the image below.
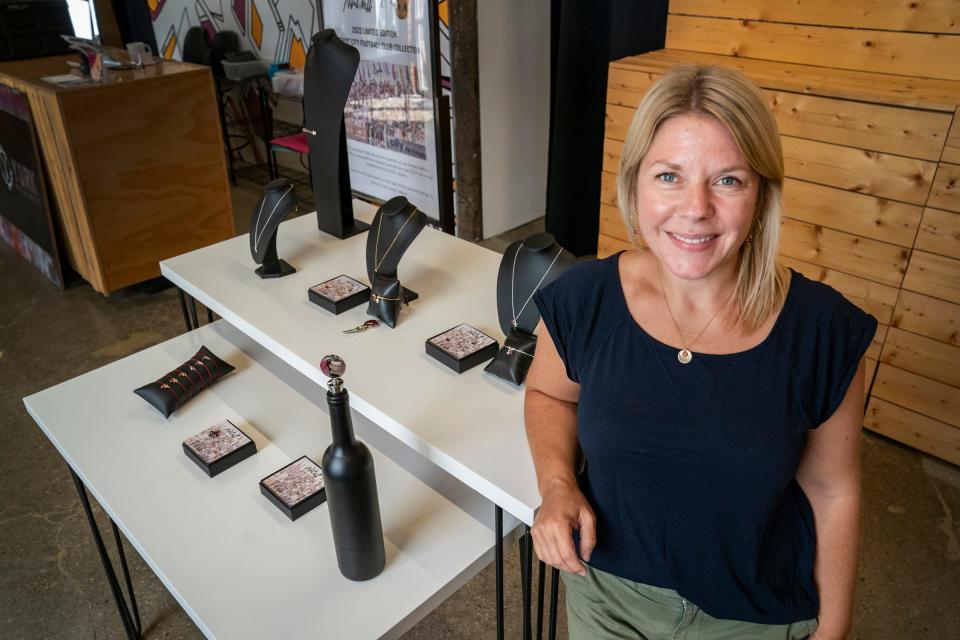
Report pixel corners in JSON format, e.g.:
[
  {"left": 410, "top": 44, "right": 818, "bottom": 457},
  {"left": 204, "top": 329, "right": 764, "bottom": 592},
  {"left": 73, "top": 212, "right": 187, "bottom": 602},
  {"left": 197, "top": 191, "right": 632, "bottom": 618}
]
[
  {"left": 250, "top": 178, "right": 298, "bottom": 279},
  {"left": 303, "top": 29, "right": 370, "bottom": 239},
  {"left": 320, "top": 355, "right": 385, "bottom": 581}
]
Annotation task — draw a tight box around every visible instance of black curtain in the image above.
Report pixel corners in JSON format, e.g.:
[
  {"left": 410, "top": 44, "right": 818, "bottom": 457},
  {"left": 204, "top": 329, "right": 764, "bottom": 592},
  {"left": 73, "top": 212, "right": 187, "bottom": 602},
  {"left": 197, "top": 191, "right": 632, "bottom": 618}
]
[
  {"left": 546, "top": 0, "right": 667, "bottom": 256},
  {"left": 110, "top": 0, "right": 158, "bottom": 51}
]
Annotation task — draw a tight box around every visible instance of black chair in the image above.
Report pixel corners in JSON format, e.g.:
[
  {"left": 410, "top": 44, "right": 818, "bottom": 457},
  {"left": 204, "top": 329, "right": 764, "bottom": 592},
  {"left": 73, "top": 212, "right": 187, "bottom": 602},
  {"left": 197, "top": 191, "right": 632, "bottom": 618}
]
[
  {"left": 181, "top": 26, "right": 209, "bottom": 65},
  {"left": 195, "top": 30, "right": 246, "bottom": 184}
]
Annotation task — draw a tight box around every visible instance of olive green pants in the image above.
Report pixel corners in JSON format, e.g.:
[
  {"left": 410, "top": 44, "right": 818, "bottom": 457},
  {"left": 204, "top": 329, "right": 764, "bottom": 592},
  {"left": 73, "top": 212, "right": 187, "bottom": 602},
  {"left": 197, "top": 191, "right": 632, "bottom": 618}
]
[{"left": 563, "top": 564, "right": 818, "bottom": 640}]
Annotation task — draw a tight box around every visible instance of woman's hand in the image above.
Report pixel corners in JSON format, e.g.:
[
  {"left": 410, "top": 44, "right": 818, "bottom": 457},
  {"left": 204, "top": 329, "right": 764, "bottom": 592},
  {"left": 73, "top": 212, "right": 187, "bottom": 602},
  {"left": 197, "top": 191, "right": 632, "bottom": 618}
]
[{"left": 531, "top": 477, "right": 596, "bottom": 576}]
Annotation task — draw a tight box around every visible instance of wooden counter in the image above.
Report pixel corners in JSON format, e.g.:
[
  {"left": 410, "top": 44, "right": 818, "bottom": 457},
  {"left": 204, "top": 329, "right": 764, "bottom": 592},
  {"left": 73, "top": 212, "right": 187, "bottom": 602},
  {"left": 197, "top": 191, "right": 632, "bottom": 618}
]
[{"left": 0, "top": 56, "right": 235, "bottom": 294}]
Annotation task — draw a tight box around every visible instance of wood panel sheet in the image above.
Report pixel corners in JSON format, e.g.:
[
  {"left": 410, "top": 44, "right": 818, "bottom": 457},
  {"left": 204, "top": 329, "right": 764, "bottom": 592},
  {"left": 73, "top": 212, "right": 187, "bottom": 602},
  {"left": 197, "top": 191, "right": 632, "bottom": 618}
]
[
  {"left": 668, "top": 0, "right": 960, "bottom": 34},
  {"left": 865, "top": 398, "right": 960, "bottom": 466},
  {"left": 892, "top": 291, "right": 960, "bottom": 348},
  {"left": 666, "top": 15, "right": 960, "bottom": 81},
  {"left": 611, "top": 50, "right": 960, "bottom": 112}
]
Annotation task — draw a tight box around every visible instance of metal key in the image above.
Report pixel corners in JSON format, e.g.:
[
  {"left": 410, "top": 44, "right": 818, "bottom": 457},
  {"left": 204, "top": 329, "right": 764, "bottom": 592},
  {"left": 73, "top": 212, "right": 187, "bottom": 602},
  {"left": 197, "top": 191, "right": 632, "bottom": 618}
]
[{"left": 343, "top": 319, "right": 379, "bottom": 334}]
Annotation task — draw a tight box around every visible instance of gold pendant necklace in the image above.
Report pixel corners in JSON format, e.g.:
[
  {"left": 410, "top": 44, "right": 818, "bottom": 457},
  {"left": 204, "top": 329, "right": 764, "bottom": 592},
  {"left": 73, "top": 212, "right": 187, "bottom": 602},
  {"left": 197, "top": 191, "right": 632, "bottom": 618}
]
[
  {"left": 373, "top": 209, "right": 418, "bottom": 273},
  {"left": 656, "top": 260, "right": 734, "bottom": 365}
]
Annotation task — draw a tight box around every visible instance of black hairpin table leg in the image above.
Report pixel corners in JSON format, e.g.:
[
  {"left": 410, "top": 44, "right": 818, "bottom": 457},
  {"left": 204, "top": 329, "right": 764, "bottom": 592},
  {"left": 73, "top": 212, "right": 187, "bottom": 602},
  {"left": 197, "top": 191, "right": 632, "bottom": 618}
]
[
  {"left": 548, "top": 566, "right": 560, "bottom": 640},
  {"left": 188, "top": 296, "right": 199, "bottom": 330},
  {"left": 110, "top": 519, "right": 143, "bottom": 636},
  {"left": 176, "top": 288, "right": 193, "bottom": 332},
  {"left": 495, "top": 505, "right": 504, "bottom": 640},
  {"left": 536, "top": 559, "right": 545, "bottom": 640},
  {"left": 520, "top": 526, "right": 532, "bottom": 640},
  {"left": 206, "top": 307, "right": 214, "bottom": 324},
  {"left": 69, "top": 466, "right": 142, "bottom": 640}
]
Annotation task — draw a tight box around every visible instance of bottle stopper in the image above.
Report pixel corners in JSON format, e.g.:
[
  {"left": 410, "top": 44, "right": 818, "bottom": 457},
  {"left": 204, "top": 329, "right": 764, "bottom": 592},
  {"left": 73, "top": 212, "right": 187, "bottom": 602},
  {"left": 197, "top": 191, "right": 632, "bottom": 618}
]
[{"left": 320, "top": 354, "right": 346, "bottom": 392}]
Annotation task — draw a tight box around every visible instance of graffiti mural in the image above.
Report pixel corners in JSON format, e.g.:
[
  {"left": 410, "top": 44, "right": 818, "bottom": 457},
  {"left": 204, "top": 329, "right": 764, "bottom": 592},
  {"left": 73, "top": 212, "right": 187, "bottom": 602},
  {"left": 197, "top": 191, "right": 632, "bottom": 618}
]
[
  {"left": 148, "top": 0, "right": 449, "bottom": 73},
  {"left": 147, "top": 0, "right": 319, "bottom": 67}
]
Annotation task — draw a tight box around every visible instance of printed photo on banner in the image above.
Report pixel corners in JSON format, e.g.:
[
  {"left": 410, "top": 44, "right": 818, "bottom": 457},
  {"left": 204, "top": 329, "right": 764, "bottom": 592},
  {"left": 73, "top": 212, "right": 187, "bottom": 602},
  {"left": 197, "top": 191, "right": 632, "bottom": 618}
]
[{"left": 322, "top": 0, "right": 442, "bottom": 223}]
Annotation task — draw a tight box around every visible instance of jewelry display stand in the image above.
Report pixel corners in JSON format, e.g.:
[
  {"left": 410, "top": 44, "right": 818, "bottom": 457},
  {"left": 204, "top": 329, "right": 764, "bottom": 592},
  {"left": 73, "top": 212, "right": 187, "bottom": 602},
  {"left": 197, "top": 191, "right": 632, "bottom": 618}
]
[
  {"left": 494, "top": 234, "right": 576, "bottom": 335},
  {"left": 365, "top": 196, "right": 427, "bottom": 327},
  {"left": 303, "top": 29, "right": 369, "bottom": 239},
  {"left": 485, "top": 233, "right": 575, "bottom": 385},
  {"left": 249, "top": 179, "right": 299, "bottom": 278}
]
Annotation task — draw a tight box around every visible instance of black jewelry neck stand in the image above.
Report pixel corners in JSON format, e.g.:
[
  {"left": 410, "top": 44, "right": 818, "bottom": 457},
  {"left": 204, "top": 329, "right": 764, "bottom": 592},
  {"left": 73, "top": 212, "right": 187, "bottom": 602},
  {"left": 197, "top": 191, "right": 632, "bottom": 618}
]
[
  {"left": 485, "top": 233, "right": 575, "bottom": 385},
  {"left": 303, "top": 29, "right": 369, "bottom": 239},
  {"left": 365, "top": 196, "right": 427, "bottom": 303},
  {"left": 321, "top": 361, "right": 385, "bottom": 581},
  {"left": 249, "top": 178, "right": 299, "bottom": 279},
  {"left": 495, "top": 233, "right": 576, "bottom": 335}
]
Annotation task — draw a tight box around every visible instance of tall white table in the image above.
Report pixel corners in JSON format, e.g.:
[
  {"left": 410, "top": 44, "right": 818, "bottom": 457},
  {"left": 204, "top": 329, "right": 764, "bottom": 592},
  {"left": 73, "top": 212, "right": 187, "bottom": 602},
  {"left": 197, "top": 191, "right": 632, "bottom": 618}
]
[
  {"left": 161, "top": 204, "right": 540, "bottom": 525},
  {"left": 23, "top": 321, "right": 496, "bottom": 639}
]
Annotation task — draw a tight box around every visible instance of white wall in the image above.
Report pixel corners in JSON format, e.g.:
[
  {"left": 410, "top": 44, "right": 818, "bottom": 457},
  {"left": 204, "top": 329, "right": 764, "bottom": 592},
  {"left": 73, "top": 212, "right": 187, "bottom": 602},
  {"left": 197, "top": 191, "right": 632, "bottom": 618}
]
[{"left": 477, "top": 0, "right": 551, "bottom": 239}]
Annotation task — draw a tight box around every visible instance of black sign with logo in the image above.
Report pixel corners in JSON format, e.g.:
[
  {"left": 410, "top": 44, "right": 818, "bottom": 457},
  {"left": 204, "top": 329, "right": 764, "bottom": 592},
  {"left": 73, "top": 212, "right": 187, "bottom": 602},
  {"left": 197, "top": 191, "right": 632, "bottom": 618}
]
[{"left": 0, "top": 82, "right": 62, "bottom": 287}]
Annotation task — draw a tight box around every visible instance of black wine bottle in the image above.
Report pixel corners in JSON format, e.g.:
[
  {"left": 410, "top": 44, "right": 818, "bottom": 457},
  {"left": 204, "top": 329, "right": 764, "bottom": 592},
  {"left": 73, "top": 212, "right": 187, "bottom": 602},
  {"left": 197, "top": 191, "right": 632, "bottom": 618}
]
[{"left": 320, "top": 356, "right": 385, "bottom": 581}]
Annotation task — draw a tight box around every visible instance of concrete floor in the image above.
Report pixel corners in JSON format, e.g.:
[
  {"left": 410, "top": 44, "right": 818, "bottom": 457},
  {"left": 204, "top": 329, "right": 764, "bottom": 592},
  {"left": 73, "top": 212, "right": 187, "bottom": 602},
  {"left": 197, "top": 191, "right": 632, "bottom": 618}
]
[{"left": 1, "top": 166, "right": 958, "bottom": 639}]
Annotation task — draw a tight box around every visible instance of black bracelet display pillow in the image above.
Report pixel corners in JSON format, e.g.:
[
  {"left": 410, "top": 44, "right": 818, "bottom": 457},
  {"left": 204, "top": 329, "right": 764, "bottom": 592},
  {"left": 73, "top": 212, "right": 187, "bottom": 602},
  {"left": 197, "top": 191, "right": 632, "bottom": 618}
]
[
  {"left": 484, "top": 234, "right": 575, "bottom": 386},
  {"left": 134, "top": 346, "right": 235, "bottom": 418},
  {"left": 484, "top": 327, "right": 539, "bottom": 386},
  {"left": 367, "top": 272, "right": 407, "bottom": 329}
]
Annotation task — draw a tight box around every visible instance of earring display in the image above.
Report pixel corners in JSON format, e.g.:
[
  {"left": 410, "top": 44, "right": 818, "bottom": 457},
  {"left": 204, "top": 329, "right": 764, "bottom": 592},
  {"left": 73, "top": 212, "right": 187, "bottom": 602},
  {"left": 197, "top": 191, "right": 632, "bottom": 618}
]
[
  {"left": 308, "top": 275, "right": 371, "bottom": 314},
  {"left": 249, "top": 178, "right": 299, "bottom": 279},
  {"left": 133, "top": 346, "right": 236, "bottom": 418},
  {"left": 259, "top": 456, "right": 327, "bottom": 521},
  {"left": 182, "top": 420, "right": 257, "bottom": 477},
  {"left": 426, "top": 324, "right": 499, "bottom": 374}
]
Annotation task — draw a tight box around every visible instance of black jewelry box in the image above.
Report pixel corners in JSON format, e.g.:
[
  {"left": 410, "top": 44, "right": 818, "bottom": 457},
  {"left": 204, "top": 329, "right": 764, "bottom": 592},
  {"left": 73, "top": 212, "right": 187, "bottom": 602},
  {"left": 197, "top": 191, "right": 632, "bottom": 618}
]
[
  {"left": 259, "top": 456, "right": 327, "bottom": 521},
  {"left": 425, "top": 324, "right": 499, "bottom": 374},
  {"left": 308, "top": 275, "right": 371, "bottom": 315},
  {"left": 182, "top": 420, "right": 257, "bottom": 477}
]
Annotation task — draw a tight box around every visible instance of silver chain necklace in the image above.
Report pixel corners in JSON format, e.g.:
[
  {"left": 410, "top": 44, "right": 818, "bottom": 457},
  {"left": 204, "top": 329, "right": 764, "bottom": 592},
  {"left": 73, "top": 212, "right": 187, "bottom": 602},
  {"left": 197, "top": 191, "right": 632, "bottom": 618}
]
[{"left": 511, "top": 243, "right": 563, "bottom": 328}]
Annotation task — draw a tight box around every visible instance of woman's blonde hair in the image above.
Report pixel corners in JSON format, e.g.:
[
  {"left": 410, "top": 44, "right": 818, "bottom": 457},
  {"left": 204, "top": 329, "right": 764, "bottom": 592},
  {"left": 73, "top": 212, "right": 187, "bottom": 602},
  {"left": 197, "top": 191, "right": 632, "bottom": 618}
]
[{"left": 616, "top": 65, "right": 788, "bottom": 333}]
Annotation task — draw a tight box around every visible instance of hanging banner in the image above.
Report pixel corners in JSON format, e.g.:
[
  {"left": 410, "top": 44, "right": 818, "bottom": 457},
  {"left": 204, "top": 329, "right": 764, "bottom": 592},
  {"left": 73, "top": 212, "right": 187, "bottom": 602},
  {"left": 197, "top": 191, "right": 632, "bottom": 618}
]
[
  {"left": 0, "top": 83, "right": 62, "bottom": 287},
  {"left": 321, "top": 0, "right": 444, "bottom": 225}
]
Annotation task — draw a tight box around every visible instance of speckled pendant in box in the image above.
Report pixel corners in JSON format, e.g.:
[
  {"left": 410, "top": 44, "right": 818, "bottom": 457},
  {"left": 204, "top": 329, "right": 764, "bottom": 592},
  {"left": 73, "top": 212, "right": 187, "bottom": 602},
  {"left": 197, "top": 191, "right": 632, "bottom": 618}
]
[
  {"left": 182, "top": 420, "right": 257, "bottom": 477},
  {"left": 308, "top": 275, "right": 370, "bottom": 315},
  {"left": 259, "top": 456, "right": 327, "bottom": 521},
  {"left": 425, "top": 324, "right": 499, "bottom": 374}
]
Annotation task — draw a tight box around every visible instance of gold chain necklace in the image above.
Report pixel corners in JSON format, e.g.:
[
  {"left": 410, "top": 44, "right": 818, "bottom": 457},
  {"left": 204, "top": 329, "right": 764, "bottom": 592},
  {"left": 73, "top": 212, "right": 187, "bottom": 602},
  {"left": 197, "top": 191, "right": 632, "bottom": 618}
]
[
  {"left": 656, "top": 260, "right": 735, "bottom": 364},
  {"left": 373, "top": 209, "right": 417, "bottom": 273}
]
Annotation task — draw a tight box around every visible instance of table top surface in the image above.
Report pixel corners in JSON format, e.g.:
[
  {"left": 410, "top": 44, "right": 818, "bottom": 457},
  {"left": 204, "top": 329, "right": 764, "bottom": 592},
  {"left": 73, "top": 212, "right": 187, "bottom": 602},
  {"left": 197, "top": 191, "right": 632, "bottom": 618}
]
[
  {"left": 23, "top": 321, "right": 495, "bottom": 639},
  {"left": 161, "top": 202, "right": 542, "bottom": 525},
  {"left": 0, "top": 55, "right": 206, "bottom": 94}
]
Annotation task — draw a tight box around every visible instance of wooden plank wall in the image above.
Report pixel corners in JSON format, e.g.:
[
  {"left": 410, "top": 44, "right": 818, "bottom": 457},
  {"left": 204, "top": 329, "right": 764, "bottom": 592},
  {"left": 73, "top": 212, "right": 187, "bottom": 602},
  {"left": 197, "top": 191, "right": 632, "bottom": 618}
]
[{"left": 600, "top": 1, "right": 960, "bottom": 465}]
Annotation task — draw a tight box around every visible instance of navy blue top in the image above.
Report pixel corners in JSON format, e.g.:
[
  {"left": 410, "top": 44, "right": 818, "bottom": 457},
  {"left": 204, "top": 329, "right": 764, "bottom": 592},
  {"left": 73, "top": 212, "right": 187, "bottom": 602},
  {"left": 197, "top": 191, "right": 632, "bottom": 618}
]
[{"left": 533, "top": 252, "right": 877, "bottom": 624}]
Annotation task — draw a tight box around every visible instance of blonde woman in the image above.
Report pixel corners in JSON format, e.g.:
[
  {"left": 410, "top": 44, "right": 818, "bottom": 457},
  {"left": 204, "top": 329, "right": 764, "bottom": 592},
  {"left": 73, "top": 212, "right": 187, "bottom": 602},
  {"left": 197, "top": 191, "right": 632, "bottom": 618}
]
[{"left": 526, "top": 66, "right": 875, "bottom": 640}]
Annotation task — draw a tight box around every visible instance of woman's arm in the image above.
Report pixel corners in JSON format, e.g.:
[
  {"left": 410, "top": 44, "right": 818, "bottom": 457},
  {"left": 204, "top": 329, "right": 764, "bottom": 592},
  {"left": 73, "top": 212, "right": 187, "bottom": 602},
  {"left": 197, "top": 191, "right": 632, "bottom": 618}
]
[
  {"left": 525, "top": 320, "right": 595, "bottom": 576},
  {"left": 795, "top": 359, "right": 866, "bottom": 640}
]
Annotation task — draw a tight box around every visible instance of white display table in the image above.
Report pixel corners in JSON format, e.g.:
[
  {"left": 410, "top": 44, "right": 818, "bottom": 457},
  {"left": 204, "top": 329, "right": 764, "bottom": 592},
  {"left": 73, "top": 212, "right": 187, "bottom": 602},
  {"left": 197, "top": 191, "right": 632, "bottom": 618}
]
[
  {"left": 160, "top": 203, "right": 541, "bottom": 526},
  {"left": 23, "top": 321, "right": 495, "bottom": 639}
]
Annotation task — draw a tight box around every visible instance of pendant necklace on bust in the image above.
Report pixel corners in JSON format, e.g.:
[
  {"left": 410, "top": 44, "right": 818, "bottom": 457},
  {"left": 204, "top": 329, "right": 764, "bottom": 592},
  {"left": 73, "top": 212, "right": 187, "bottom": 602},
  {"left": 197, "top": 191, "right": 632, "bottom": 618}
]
[
  {"left": 656, "top": 260, "right": 734, "bottom": 364},
  {"left": 373, "top": 208, "right": 417, "bottom": 273},
  {"left": 511, "top": 242, "right": 563, "bottom": 328}
]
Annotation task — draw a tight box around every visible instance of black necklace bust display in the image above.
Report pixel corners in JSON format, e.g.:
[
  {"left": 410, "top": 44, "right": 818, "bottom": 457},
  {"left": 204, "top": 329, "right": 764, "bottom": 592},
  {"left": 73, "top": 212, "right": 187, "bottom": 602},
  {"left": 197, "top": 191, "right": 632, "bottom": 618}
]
[
  {"left": 303, "top": 29, "right": 369, "bottom": 239},
  {"left": 485, "top": 233, "right": 576, "bottom": 385},
  {"left": 249, "top": 178, "right": 299, "bottom": 278},
  {"left": 365, "top": 196, "right": 427, "bottom": 328}
]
